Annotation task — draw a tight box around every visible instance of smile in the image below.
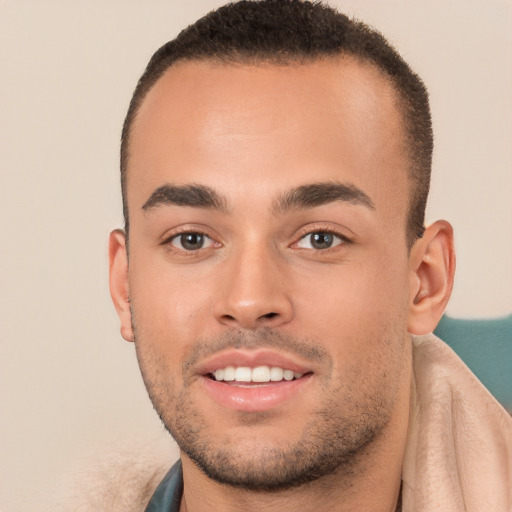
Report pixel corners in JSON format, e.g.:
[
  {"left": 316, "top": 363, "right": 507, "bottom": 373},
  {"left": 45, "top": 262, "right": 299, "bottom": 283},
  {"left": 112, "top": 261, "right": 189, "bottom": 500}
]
[
  {"left": 196, "top": 349, "right": 315, "bottom": 411},
  {"left": 211, "top": 365, "right": 304, "bottom": 384}
]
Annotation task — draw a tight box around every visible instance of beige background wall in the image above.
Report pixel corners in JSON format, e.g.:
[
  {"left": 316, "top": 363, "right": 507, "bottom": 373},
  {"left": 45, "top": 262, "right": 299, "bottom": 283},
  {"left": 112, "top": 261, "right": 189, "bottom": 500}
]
[{"left": 1, "top": 1, "right": 511, "bottom": 510}]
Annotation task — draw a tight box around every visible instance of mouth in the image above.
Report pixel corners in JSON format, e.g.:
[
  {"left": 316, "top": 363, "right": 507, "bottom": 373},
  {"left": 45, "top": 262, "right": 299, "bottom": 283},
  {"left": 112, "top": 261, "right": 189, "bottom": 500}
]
[
  {"left": 198, "top": 351, "right": 314, "bottom": 411},
  {"left": 208, "top": 365, "right": 307, "bottom": 385}
]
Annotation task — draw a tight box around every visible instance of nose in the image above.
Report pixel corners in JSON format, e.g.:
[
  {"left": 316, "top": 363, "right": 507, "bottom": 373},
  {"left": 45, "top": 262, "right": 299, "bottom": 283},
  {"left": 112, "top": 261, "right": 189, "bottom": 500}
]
[{"left": 213, "top": 245, "right": 293, "bottom": 330}]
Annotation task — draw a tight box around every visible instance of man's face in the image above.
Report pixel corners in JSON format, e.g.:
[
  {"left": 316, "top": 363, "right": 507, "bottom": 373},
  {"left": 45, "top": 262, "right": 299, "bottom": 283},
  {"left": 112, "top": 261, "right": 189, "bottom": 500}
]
[{"left": 123, "top": 58, "right": 413, "bottom": 489}]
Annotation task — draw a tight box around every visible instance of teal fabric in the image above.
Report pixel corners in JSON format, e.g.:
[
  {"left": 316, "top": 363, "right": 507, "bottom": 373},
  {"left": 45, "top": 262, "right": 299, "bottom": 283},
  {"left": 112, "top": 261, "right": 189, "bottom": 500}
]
[
  {"left": 434, "top": 315, "right": 512, "bottom": 411},
  {"left": 145, "top": 460, "right": 183, "bottom": 512}
]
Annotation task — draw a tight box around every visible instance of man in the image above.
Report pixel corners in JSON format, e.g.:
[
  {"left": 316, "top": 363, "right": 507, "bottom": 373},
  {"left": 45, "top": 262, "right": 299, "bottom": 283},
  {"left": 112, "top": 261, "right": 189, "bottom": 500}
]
[{"left": 108, "top": 1, "right": 512, "bottom": 510}]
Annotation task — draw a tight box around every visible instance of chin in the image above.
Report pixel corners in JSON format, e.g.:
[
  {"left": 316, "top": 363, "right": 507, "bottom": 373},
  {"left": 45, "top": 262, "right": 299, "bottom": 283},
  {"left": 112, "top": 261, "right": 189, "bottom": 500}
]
[{"left": 166, "top": 388, "right": 391, "bottom": 492}]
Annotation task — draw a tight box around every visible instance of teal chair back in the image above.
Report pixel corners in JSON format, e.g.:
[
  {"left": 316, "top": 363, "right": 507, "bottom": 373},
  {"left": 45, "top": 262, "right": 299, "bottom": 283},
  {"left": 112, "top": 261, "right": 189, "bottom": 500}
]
[{"left": 434, "top": 315, "right": 512, "bottom": 412}]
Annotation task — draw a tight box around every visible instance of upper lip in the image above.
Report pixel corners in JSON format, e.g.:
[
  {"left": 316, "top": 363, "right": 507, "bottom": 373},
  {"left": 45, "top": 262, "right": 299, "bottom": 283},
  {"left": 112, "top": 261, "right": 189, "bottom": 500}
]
[{"left": 195, "top": 349, "right": 314, "bottom": 376}]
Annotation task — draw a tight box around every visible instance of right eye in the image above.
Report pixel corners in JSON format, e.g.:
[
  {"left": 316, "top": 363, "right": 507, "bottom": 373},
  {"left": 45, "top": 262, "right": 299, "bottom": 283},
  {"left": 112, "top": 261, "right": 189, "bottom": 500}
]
[
  {"left": 170, "top": 232, "right": 215, "bottom": 251},
  {"left": 294, "top": 230, "right": 347, "bottom": 251}
]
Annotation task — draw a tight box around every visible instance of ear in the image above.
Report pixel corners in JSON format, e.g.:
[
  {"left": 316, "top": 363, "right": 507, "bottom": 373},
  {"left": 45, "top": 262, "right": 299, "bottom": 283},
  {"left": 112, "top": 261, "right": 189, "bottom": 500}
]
[
  {"left": 108, "top": 229, "right": 134, "bottom": 342},
  {"left": 407, "top": 220, "right": 455, "bottom": 335}
]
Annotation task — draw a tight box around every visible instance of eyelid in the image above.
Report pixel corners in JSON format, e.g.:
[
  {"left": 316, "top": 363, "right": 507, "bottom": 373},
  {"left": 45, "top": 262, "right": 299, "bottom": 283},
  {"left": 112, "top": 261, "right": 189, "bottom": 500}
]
[{"left": 161, "top": 224, "right": 215, "bottom": 242}]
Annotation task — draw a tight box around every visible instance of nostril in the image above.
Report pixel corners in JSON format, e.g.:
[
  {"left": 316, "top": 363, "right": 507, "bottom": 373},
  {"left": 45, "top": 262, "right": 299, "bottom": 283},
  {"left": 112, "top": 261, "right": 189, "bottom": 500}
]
[{"left": 216, "top": 306, "right": 290, "bottom": 329}]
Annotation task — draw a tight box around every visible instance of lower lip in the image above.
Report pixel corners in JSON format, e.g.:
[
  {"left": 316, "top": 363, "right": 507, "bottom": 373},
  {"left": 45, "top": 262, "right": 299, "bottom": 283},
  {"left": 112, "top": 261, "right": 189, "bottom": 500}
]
[{"left": 201, "top": 375, "right": 312, "bottom": 412}]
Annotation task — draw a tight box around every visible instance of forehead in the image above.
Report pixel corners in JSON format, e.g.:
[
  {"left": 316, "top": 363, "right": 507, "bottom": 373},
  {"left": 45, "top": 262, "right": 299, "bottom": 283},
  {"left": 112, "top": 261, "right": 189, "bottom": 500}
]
[{"left": 127, "top": 58, "right": 408, "bottom": 221}]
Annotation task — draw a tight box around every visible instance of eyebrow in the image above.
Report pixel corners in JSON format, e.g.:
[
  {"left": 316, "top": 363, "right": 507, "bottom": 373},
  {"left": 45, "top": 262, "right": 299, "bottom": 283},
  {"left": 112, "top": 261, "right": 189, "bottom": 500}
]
[
  {"left": 142, "top": 184, "right": 228, "bottom": 212},
  {"left": 273, "top": 182, "right": 375, "bottom": 213},
  {"left": 141, "top": 181, "right": 374, "bottom": 215}
]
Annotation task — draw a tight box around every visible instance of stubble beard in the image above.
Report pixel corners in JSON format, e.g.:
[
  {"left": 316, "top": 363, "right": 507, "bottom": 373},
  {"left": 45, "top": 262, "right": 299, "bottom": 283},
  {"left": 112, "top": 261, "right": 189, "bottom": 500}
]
[{"left": 134, "top": 326, "right": 403, "bottom": 492}]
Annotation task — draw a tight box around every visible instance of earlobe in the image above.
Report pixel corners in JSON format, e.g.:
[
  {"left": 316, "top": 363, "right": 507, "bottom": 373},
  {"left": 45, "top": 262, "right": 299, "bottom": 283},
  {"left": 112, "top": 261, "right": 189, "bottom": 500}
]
[
  {"left": 407, "top": 220, "right": 456, "bottom": 335},
  {"left": 108, "top": 229, "right": 134, "bottom": 342}
]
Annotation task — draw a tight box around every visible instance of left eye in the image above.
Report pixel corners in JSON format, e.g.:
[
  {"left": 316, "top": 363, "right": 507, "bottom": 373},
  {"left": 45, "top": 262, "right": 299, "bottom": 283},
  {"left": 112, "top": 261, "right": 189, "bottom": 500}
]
[
  {"left": 170, "top": 232, "right": 215, "bottom": 251},
  {"left": 296, "top": 231, "right": 344, "bottom": 250}
]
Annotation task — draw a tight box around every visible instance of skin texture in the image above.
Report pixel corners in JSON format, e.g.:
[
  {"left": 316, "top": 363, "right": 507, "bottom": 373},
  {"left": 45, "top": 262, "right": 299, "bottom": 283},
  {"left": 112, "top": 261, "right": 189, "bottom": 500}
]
[{"left": 109, "top": 58, "right": 455, "bottom": 512}]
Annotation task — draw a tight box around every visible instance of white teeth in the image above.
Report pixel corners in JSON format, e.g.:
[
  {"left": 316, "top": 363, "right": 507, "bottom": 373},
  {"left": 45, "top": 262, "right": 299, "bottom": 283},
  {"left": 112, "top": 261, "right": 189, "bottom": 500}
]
[
  {"left": 212, "top": 365, "right": 304, "bottom": 383},
  {"left": 283, "top": 369, "right": 294, "bottom": 381},
  {"left": 223, "top": 366, "right": 235, "bottom": 381},
  {"left": 235, "top": 367, "right": 252, "bottom": 382},
  {"left": 270, "top": 366, "right": 284, "bottom": 381},
  {"left": 252, "top": 365, "right": 271, "bottom": 382}
]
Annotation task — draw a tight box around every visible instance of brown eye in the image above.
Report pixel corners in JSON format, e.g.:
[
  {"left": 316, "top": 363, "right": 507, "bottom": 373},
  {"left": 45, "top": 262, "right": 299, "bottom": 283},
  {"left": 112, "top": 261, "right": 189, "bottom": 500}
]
[{"left": 171, "top": 233, "right": 212, "bottom": 251}]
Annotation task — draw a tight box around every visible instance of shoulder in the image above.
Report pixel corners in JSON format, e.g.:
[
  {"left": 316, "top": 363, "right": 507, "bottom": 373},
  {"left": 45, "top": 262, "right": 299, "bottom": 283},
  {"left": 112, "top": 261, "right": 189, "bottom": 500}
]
[
  {"left": 403, "top": 333, "right": 512, "bottom": 511},
  {"left": 59, "top": 437, "right": 178, "bottom": 512}
]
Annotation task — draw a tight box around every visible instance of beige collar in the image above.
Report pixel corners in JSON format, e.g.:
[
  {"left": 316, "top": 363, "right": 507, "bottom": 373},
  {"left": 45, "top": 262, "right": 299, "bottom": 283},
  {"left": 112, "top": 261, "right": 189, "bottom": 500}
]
[{"left": 402, "top": 334, "right": 512, "bottom": 511}]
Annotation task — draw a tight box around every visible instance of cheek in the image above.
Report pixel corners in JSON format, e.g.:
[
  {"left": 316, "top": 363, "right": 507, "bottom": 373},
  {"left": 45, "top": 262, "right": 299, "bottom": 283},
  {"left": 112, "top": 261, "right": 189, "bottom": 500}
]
[
  {"left": 128, "top": 253, "right": 215, "bottom": 356},
  {"left": 294, "top": 252, "right": 410, "bottom": 362}
]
